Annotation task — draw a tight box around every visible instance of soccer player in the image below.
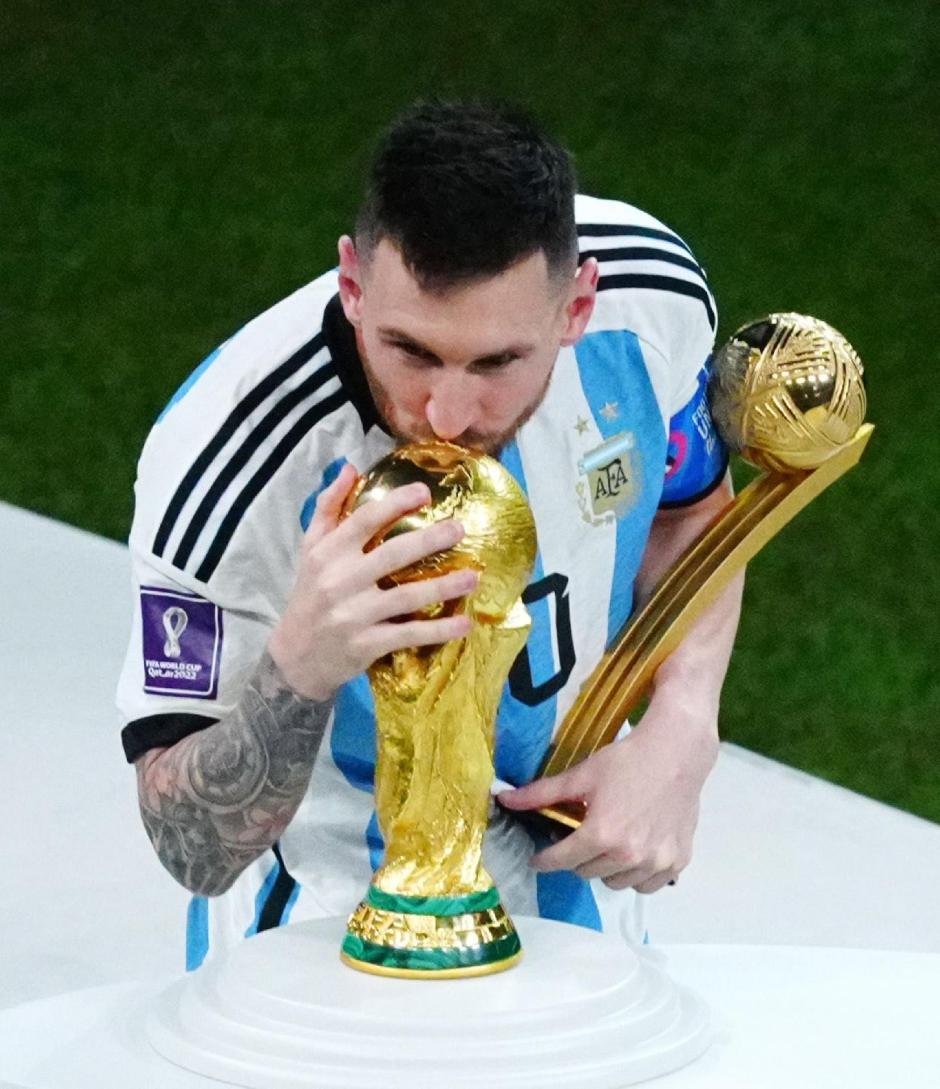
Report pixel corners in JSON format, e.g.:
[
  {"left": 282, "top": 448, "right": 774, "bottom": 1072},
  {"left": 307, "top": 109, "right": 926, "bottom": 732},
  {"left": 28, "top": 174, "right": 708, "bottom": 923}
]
[{"left": 118, "top": 100, "right": 742, "bottom": 969}]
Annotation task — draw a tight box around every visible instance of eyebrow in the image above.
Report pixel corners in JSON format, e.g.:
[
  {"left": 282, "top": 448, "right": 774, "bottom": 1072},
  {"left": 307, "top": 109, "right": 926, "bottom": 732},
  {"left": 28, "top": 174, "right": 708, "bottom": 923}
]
[{"left": 378, "top": 327, "right": 534, "bottom": 367}]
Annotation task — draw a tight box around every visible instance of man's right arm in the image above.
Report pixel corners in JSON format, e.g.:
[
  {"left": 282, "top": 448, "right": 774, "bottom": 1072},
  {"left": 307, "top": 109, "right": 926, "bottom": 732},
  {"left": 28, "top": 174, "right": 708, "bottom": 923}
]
[{"left": 135, "top": 650, "right": 332, "bottom": 897}]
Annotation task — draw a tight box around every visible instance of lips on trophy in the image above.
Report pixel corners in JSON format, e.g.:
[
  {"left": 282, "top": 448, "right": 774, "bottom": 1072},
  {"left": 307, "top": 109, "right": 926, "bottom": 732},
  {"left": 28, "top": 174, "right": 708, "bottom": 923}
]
[{"left": 339, "top": 441, "right": 537, "bottom": 979}]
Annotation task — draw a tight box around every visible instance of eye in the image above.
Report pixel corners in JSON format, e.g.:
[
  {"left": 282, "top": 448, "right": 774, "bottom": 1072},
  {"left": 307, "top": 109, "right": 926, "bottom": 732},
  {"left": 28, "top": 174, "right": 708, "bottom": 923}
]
[
  {"left": 470, "top": 355, "right": 518, "bottom": 374},
  {"left": 398, "top": 346, "right": 440, "bottom": 367}
]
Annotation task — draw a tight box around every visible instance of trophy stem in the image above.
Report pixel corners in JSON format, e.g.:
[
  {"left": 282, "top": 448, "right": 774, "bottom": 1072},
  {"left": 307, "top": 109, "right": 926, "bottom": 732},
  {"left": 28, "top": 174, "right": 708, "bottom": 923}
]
[
  {"left": 343, "top": 605, "right": 532, "bottom": 977},
  {"left": 537, "top": 425, "right": 874, "bottom": 830}
]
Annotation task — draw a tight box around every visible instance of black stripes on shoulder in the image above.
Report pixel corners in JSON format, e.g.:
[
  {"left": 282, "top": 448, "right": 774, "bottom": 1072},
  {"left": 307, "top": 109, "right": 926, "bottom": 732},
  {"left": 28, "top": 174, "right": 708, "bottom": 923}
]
[
  {"left": 599, "top": 274, "right": 717, "bottom": 331},
  {"left": 194, "top": 386, "right": 347, "bottom": 583},
  {"left": 578, "top": 223, "right": 716, "bottom": 331},
  {"left": 577, "top": 223, "right": 694, "bottom": 253},
  {"left": 171, "top": 365, "right": 337, "bottom": 570},
  {"left": 121, "top": 712, "right": 218, "bottom": 763},
  {"left": 152, "top": 334, "right": 329, "bottom": 557},
  {"left": 578, "top": 245, "right": 704, "bottom": 278},
  {"left": 151, "top": 331, "right": 348, "bottom": 583}
]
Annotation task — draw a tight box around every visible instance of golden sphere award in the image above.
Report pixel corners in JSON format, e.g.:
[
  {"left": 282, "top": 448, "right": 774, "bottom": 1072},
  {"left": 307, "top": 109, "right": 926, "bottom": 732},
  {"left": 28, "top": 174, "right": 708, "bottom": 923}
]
[
  {"left": 339, "top": 441, "right": 537, "bottom": 977},
  {"left": 537, "top": 312, "right": 873, "bottom": 831}
]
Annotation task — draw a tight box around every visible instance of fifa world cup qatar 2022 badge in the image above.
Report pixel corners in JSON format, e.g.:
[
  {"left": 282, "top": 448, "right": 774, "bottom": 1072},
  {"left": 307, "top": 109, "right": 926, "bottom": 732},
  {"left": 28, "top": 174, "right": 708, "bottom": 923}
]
[
  {"left": 576, "top": 430, "right": 640, "bottom": 525},
  {"left": 140, "top": 586, "right": 222, "bottom": 698}
]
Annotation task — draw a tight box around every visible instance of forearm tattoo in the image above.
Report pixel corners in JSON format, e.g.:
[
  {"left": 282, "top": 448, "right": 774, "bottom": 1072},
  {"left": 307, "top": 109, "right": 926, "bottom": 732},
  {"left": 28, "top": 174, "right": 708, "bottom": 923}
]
[{"left": 136, "top": 652, "right": 332, "bottom": 896}]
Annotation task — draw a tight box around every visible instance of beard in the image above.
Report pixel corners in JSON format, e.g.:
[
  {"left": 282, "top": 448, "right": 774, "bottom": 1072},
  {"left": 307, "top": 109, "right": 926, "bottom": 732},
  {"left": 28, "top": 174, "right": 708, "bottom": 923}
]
[{"left": 361, "top": 359, "right": 552, "bottom": 457}]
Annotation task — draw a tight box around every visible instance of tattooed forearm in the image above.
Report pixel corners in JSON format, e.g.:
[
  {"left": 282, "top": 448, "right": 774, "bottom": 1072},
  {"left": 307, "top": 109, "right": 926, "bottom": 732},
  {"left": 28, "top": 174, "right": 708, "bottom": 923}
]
[{"left": 135, "top": 651, "right": 332, "bottom": 896}]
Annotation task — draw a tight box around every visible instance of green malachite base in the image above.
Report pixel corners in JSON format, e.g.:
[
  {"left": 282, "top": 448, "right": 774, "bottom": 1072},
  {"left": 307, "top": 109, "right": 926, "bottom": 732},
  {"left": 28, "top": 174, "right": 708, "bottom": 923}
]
[
  {"left": 341, "top": 886, "right": 522, "bottom": 978},
  {"left": 341, "top": 930, "right": 522, "bottom": 973},
  {"left": 364, "top": 885, "right": 501, "bottom": 917}
]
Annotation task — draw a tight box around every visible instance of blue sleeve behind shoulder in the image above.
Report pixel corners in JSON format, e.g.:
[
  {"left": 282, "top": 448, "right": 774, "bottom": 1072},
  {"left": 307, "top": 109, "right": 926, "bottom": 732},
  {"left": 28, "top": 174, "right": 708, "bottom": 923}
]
[{"left": 659, "top": 358, "right": 729, "bottom": 508}]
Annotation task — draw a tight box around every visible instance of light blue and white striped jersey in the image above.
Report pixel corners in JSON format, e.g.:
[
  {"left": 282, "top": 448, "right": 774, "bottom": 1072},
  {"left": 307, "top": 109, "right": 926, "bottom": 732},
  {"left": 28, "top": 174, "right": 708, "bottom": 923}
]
[{"left": 117, "top": 194, "right": 725, "bottom": 970}]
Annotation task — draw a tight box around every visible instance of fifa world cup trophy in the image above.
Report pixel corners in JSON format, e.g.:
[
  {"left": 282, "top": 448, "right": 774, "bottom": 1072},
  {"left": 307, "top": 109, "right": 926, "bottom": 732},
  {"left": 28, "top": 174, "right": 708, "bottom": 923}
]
[{"left": 340, "top": 441, "right": 537, "bottom": 978}]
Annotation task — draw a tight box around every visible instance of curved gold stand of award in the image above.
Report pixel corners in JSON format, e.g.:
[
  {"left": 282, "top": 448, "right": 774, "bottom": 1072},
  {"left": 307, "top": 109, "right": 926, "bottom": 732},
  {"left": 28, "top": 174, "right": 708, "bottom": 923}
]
[
  {"left": 538, "top": 312, "right": 873, "bottom": 830},
  {"left": 144, "top": 314, "right": 871, "bottom": 1089}
]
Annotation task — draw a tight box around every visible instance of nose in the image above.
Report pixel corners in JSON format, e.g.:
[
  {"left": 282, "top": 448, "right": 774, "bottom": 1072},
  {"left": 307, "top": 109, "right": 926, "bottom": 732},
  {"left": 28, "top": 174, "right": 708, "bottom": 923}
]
[{"left": 425, "top": 371, "right": 479, "bottom": 441}]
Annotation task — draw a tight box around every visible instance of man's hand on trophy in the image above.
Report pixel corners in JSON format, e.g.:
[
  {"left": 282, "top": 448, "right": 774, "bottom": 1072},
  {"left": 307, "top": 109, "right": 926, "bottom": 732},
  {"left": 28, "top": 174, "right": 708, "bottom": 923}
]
[
  {"left": 269, "top": 463, "right": 478, "bottom": 701},
  {"left": 498, "top": 704, "right": 718, "bottom": 893}
]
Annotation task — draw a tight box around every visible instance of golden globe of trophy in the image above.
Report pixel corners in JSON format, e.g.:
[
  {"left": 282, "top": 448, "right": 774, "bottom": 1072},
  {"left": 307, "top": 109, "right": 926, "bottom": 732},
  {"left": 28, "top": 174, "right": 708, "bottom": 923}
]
[
  {"left": 340, "top": 441, "right": 537, "bottom": 978},
  {"left": 538, "top": 312, "right": 873, "bottom": 829}
]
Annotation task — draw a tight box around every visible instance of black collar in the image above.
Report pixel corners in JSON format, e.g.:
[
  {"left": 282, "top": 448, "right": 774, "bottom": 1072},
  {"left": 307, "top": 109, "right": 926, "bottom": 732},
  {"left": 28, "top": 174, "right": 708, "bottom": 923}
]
[{"left": 322, "top": 293, "right": 389, "bottom": 435}]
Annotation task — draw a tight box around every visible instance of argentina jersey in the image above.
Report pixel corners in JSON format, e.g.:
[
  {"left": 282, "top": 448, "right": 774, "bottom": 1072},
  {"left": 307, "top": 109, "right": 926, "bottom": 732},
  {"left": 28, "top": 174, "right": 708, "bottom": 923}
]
[{"left": 117, "top": 194, "right": 726, "bottom": 970}]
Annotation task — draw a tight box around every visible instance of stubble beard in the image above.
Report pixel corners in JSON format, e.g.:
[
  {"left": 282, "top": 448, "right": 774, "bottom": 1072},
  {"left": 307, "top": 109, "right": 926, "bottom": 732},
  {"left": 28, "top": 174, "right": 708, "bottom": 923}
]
[{"left": 361, "top": 357, "right": 553, "bottom": 457}]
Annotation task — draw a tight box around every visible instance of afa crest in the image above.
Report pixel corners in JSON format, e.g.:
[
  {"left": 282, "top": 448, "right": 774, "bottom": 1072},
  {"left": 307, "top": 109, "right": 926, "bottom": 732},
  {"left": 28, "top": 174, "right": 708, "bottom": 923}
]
[{"left": 576, "top": 431, "right": 640, "bottom": 525}]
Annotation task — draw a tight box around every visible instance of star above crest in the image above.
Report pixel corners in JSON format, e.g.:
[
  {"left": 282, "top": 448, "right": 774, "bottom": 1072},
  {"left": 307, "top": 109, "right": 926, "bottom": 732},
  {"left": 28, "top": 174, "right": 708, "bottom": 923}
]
[
  {"left": 599, "top": 401, "right": 620, "bottom": 421},
  {"left": 574, "top": 416, "right": 589, "bottom": 435}
]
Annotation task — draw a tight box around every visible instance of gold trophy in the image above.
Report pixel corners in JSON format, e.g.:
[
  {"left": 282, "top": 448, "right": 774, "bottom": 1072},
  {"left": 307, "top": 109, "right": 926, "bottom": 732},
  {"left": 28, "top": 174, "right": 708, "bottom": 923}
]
[
  {"left": 537, "top": 312, "right": 874, "bottom": 830},
  {"left": 340, "top": 442, "right": 537, "bottom": 978}
]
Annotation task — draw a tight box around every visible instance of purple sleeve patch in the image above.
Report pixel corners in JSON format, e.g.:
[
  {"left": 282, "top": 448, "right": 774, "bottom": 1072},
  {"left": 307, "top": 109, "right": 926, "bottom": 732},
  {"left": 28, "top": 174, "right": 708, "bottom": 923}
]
[{"left": 140, "top": 586, "right": 223, "bottom": 699}]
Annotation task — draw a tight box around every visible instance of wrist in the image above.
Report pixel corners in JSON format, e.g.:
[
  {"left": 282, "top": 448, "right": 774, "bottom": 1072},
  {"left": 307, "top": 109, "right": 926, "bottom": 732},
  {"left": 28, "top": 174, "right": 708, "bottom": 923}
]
[
  {"left": 647, "top": 670, "right": 721, "bottom": 736},
  {"left": 633, "top": 691, "right": 720, "bottom": 757},
  {"left": 267, "top": 625, "right": 336, "bottom": 703}
]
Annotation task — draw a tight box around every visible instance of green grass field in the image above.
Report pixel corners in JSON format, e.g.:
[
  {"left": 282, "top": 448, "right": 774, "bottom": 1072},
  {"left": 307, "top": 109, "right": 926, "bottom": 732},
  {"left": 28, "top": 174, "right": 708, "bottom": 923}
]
[{"left": 3, "top": 2, "right": 937, "bottom": 818}]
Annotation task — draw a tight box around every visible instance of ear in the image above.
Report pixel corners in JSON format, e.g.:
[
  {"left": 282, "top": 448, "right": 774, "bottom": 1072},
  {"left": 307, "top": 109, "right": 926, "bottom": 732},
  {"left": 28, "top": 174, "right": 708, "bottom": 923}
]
[
  {"left": 559, "top": 257, "right": 598, "bottom": 347},
  {"left": 337, "top": 235, "right": 364, "bottom": 326}
]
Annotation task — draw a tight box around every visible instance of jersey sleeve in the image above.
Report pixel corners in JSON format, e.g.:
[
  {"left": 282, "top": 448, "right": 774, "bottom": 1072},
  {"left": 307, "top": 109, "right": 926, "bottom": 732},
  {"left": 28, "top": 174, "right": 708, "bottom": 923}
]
[
  {"left": 659, "top": 357, "right": 729, "bottom": 507},
  {"left": 114, "top": 273, "right": 362, "bottom": 763},
  {"left": 574, "top": 194, "right": 720, "bottom": 428},
  {"left": 116, "top": 548, "right": 275, "bottom": 762}
]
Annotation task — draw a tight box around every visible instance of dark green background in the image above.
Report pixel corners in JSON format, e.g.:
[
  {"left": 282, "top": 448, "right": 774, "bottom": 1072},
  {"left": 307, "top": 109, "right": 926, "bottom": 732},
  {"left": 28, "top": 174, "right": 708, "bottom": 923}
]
[{"left": 3, "top": 2, "right": 937, "bottom": 817}]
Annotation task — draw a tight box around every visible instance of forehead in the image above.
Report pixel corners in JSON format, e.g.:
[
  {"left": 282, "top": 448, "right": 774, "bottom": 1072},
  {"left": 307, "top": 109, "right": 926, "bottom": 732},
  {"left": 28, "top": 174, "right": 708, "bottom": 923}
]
[{"left": 361, "top": 240, "right": 559, "bottom": 343}]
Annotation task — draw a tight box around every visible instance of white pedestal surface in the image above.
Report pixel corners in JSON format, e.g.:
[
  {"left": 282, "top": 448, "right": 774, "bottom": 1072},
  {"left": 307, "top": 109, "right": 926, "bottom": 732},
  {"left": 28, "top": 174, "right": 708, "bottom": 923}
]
[{"left": 148, "top": 916, "right": 709, "bottom": 1088}]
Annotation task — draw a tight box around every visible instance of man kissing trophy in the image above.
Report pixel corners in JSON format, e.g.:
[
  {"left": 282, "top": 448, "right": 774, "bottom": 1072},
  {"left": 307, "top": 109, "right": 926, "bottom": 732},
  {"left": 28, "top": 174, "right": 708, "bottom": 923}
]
[{"left": 148, "top": 312, "right": 870, "bottom": 1089}]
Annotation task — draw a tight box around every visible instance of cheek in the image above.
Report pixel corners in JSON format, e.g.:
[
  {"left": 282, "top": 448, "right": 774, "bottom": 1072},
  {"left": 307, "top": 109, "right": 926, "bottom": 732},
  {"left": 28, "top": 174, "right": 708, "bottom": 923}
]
[
  {"left": 392, "top": 368, "right": 430, "bottom": 415},
  {"left": 485, "top": 367, "right": 549, "bottom": 419},
  {"left": 385, "top": 368, "right": 433, "bottom": 422},
  {"left": 366, "top": 345, "right": 427, "bottom": 413}
]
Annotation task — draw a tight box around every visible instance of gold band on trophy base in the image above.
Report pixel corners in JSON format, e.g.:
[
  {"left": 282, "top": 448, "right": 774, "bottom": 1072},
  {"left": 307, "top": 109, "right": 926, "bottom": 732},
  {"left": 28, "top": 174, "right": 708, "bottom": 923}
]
[
  {"left": 342, "top": 886, "right": 522, "bottom": 978},
  {"left": 536, "top": 313, "right": 873, "bottom": 832}
]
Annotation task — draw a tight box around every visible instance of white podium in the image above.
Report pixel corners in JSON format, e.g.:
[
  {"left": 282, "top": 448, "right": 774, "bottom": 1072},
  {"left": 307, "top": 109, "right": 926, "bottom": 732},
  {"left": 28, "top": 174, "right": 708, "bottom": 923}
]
[{"left": 148, "top": 916, "right": 709, "bottom": 1088}]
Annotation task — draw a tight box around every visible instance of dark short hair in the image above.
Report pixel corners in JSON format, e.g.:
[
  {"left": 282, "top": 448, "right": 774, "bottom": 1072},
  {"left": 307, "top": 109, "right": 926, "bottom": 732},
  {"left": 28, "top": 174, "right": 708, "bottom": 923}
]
[{"left": 356, "top": 100, "right": 578, "bottom": 291}]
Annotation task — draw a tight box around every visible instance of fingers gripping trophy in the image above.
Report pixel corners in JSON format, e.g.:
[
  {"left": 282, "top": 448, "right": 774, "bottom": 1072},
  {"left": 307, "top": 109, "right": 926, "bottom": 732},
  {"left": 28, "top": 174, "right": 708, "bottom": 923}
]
[{"left": 339, "top": 441, "right": 537, "bottom": 978}]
